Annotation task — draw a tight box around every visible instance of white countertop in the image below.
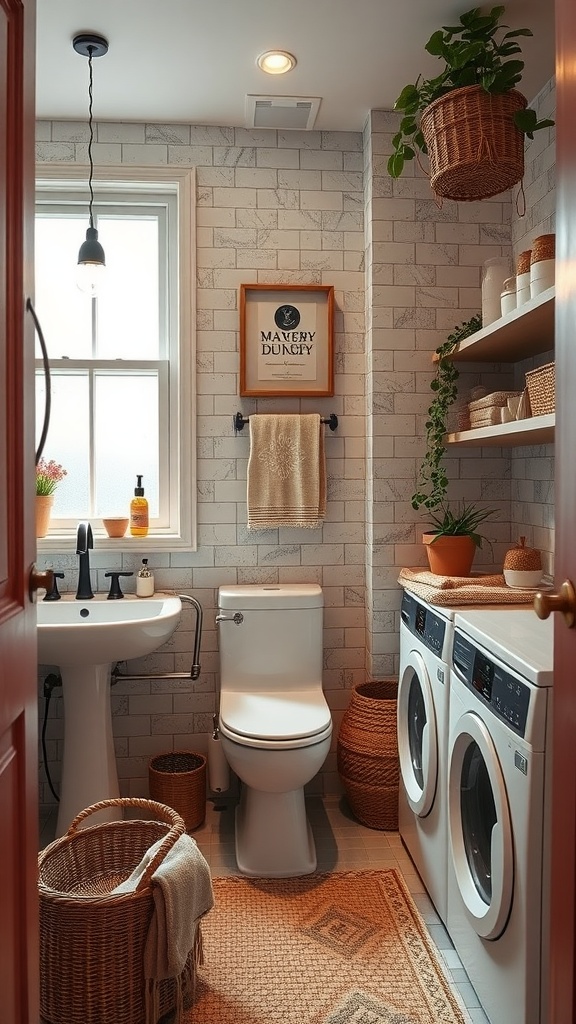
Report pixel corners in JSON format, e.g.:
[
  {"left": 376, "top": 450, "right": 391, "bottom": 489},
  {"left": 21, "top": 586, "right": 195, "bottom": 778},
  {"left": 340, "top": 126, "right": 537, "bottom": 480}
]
[{"left": 454, "top": 607, "right": 554, "bottom": 686}]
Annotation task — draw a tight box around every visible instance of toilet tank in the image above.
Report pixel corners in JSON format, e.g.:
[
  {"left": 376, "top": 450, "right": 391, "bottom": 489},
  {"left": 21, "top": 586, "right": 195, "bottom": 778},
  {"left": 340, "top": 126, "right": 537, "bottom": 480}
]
[{"left": 217, "top": 584, "right": 324, "bottom": 693}]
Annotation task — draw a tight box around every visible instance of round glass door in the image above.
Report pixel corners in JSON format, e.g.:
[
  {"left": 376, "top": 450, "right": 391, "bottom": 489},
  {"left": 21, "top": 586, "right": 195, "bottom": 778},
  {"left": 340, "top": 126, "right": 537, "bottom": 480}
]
[
  {"left": 448, "top": 710, "right": 513, "bottom": 939},
  {"left": 397, "top": 649, "right": 437, "bottom": 816}
]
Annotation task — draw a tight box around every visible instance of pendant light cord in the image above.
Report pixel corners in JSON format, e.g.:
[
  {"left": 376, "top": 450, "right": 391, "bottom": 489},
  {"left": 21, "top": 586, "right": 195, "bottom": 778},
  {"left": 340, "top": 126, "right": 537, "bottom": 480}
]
[{"left": 87, "top": 46, "right": 95, "bottom": 229}]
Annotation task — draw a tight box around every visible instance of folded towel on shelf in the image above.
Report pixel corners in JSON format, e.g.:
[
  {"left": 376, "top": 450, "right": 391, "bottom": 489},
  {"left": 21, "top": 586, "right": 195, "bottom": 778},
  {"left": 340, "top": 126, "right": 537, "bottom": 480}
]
[
  {"left": 112, "top": 833, "right": 214, "bottom": 1024},
  {"left": 247, "top": 413, "right": 326, "bottom": 529},
  {"left": 398, "top": 566, "right": 537, "bottom": 605}
]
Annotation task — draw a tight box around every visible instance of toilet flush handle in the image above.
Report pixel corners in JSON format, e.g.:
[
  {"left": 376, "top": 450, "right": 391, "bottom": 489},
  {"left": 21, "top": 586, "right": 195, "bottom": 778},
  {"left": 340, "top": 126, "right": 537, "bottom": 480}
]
[{"left": 215, "top": 612, "right": 244, "bottom": 625}]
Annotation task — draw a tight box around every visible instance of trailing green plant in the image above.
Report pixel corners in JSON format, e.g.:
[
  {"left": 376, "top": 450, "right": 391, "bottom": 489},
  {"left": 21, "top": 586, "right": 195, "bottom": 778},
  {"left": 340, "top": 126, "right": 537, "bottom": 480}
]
[
  {"left": 412, "top": 314, "right": 481, "bottom": 512},
  {"left": 388, "top": 6, "right": 555, "bottom": 179},
  {"left": 425, "top": 502, "right": 499, "bottom": 548}
]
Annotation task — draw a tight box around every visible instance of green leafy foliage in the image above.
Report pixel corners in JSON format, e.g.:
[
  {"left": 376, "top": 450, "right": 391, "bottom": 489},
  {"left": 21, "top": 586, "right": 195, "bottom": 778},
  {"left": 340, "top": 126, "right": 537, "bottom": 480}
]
[
  {"left": 412, "top": 313, "right": 500, "bottom": 542},
  {"left": 426, "top": 502, "right": 500, "bottom": 547},
  {"left": 387, "top": 5, "right": 554, "bottom": 179},
  {"left": 412, "top": 314, "right": 481, "bottom": 513}
]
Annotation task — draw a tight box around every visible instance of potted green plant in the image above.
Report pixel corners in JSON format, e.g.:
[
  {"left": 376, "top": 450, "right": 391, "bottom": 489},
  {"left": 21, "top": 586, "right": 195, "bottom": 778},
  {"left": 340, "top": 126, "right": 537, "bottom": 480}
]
[
  {"left": 387, "top": 5, "right": 555, "bottom": 201},
  {"left": 412, "top": 315, "right": 499, "bottom": 576}
]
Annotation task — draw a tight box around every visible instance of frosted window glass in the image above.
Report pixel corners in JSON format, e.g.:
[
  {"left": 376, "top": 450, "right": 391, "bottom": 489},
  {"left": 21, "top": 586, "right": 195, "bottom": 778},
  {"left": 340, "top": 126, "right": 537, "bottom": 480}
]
[
  {"left": 36, "top": 372, "right": 90, "bottom": 517},
  {"left": 35, "top": 217, "right": 92, "bottom": 358},
  {"left": 94, "top": 374, "right": 159, "bottom": 517},
  {"left": 96, "top": 218, "right": 160, "bottom": 360}
]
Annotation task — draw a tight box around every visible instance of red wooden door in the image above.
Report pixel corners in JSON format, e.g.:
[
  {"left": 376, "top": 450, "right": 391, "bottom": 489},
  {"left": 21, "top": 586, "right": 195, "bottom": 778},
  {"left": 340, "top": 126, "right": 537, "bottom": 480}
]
[
  {"left": 547, "top": 0, "right": 576, "bottom": 1020},
  {"left": 0, "top": 1, "right": 38, "bottom": 1021}
]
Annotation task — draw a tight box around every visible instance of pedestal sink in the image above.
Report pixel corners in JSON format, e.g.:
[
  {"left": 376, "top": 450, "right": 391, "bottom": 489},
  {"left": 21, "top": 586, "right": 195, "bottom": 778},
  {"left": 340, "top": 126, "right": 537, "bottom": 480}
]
[{"left": 37, "top": 594, "right": 181, "bottom": 837}]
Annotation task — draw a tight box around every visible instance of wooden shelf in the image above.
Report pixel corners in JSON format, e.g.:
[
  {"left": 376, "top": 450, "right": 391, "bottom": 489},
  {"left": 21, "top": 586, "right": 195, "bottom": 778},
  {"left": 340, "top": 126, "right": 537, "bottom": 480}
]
[
  {"left": 446, "top": 413, "right": 555, "bottom": 447},
  {"left": 450, "top": 287, "right": 555, "bottom": 362}
]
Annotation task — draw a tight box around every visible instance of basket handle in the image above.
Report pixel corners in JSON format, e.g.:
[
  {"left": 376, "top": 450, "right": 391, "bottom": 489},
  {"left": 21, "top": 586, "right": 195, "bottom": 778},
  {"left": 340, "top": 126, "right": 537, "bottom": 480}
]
[{"left": 66, "top": 798, "right": 186, "bottom": 890}]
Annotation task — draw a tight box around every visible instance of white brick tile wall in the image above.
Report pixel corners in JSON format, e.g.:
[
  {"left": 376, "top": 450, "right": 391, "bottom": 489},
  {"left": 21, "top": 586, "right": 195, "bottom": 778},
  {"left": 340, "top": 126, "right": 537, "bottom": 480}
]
[{"left": 37, "top": 98, "right": 554, "bottom": 809}]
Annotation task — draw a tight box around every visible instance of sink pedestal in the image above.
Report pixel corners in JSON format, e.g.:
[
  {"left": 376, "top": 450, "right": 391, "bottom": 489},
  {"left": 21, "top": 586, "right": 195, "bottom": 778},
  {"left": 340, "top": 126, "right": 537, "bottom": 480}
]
[{"left": 56, "top": 664, "right": 121, "bottom": 837}]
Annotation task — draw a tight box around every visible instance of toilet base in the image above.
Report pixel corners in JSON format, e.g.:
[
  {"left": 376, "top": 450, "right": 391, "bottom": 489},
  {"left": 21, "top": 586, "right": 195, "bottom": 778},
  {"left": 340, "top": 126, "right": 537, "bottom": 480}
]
[{"left": 234, "top": 786, "right": 316, "bottom": 877}]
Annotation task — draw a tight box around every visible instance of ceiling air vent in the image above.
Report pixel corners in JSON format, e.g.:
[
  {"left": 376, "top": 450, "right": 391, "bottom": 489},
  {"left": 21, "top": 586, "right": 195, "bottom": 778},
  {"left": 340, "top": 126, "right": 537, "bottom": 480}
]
[{"left": 245, "top": 95, "right": 321, "bottom": 131}]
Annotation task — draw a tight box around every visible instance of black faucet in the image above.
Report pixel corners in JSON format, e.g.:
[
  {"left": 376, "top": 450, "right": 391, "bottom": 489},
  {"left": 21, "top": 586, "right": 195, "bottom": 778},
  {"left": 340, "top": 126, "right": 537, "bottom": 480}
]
[{"left": 76, "top": 522, "right": 94, "bottom": 600}]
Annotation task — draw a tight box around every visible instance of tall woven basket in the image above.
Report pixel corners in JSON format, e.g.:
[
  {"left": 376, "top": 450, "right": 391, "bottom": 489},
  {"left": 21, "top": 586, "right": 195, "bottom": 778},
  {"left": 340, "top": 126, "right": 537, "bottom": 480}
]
[
  {"left": 337, "top": 680, "right": 399, "bottom": 830},
  {"left": 38, "top": 798, "right": 194, "bottom": 1024},
  {"left": 420, "top": 85, "right": 527, "bottom": 201},
  {"left": 149, "top": 750, "right": 207, "bottom": 831}
]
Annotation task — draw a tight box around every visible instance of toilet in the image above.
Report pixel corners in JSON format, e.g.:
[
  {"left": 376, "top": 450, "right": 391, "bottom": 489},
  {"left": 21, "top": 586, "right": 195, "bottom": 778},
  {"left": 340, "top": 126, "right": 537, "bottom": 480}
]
[{"left": 216, "top": 583, "right": 332, "bottom": 877}]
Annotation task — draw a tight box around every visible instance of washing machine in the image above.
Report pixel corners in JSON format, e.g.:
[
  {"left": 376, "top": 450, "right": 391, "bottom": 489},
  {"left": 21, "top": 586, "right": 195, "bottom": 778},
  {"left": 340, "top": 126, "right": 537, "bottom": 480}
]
[
  {"left": 447, "top": 608, "right": 553, "bottom": 1024},
  {"left": 397, "top": 590, "right": 455, "bottom": 924}
]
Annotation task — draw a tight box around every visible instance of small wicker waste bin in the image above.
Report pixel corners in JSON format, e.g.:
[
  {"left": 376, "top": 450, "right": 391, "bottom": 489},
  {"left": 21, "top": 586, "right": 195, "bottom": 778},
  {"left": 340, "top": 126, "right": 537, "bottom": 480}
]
[
  {"left": 149, "top": 750, "right": 207, "bottom": 832},
  {"left": 337, "top": 680, "right": 399, "bottom": 830},
  {"left": 38, "top": 797, "right": 193, "bottom": 1024}
]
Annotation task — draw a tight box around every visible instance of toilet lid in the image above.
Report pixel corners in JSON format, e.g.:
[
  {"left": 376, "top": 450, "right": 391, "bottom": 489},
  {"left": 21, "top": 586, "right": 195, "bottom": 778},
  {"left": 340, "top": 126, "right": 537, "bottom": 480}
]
[{"left": 220, "top": 690, "right": 331, "bottom": 742}]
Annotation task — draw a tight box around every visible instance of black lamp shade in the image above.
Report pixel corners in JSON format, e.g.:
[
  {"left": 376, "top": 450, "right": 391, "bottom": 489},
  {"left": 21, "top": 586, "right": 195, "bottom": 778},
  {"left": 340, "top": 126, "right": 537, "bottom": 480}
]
[{"left": 77, "top": 226, "right": 105, "bottom": 266}]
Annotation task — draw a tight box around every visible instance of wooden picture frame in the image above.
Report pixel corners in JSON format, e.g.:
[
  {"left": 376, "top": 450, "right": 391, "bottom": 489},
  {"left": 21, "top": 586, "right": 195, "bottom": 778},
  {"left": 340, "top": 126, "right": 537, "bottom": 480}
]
[{"left": 239, "top": 284, "right": 334, "bottom": 397}]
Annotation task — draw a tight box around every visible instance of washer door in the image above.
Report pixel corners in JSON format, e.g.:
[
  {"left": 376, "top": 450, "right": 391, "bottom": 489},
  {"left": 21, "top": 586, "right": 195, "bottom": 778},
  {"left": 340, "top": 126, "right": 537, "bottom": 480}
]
[
  {"left": 448, "top": 710, "right": 514, "bottom": 940},
  {"left": 397, "top": 649, "right": 438, "bottom": 816}
]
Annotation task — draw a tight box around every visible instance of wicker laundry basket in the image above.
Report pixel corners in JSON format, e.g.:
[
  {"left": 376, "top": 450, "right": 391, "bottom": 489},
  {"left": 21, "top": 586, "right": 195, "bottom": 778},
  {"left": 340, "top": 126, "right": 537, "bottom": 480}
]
[
  {"left": 420, "top": 84, "right": 527, "bottom": 201},
  {"left": 149, "top": 750, "right": 207, "bottom": 831},
  {"left": 337, "top": 680, "right": 399, "bottom": 830},
  {"left": 525, "top": 362, "right": 555, "bottom": 416},
  {"left": 38, "top": 797, "right": 194, "bottom": 1024}
]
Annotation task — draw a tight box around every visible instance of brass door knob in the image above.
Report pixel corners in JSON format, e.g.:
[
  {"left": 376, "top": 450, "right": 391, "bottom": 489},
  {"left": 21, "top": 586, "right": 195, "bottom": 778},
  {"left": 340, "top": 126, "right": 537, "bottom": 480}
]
[
  {"left": 29, "top": 566, "right": 54, "bottom": 602},
  {"left": 534, "top": 579, "right": 576, "bottom": 628}
]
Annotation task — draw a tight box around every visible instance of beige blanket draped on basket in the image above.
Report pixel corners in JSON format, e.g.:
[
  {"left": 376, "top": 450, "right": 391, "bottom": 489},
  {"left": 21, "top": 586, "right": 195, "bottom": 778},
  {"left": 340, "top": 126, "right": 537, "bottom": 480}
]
[{"left": 247, "top": 413, "right": 326, "bottom": 529}]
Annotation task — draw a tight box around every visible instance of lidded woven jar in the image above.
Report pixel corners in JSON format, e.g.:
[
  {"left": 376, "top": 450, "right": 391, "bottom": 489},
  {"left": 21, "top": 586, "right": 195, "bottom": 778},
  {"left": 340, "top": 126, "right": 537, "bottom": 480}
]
[
  {"left": 503, "top": 537, "right": 543, "bottom": 589},
  {"left": 504, "top": 536, "right": 542, "bottom": 571}
]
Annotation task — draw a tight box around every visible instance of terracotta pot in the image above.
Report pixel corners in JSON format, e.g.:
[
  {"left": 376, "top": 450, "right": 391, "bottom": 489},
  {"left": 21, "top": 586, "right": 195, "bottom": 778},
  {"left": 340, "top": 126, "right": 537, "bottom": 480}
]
[
  {"left": 36, "top": 495, "right": 54, "bottom": 538},
  {"left": 423, "top": 532, "right": 476, "bottom": 577}
]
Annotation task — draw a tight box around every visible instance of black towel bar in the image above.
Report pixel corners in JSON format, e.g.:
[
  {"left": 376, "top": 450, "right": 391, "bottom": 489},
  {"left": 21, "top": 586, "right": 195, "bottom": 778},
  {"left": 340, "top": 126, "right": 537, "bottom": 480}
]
[{"left": 233, "top": 411, "right": 338, "bottom": 433}]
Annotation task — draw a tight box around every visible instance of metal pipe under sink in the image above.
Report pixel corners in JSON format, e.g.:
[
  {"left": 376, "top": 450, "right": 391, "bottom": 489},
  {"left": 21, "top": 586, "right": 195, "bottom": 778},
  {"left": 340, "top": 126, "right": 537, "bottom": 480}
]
[{"left": 111, "top": 594, "right": 203, "bottom": 682}]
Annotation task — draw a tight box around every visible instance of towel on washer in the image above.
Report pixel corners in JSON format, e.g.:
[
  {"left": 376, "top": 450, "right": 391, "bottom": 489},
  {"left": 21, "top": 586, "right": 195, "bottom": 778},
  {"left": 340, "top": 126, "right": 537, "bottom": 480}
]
[{"left": 398, "top": 567, "right": 537, "bottom": 605}]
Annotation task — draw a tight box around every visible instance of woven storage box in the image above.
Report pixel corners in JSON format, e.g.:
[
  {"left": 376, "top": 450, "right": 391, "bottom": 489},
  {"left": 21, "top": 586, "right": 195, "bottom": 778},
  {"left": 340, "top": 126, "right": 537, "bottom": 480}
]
[
  {"left": 468, "top": 390, "right": 522, "bottom": 428},
  {"left": 337, "top": 680, "right": 399, "bottom": 830},
  {"left": 38, "top": 798, "right": 193, "bottom": 1024},
  {"left": 420, "top": 85, "right": 527, "bottom": 201},
  {"left": 149, "top": 750, "right": 207, "bottom": 831},
  {"left": 525, "top": 362, "right": 555, "bottom": 415}
]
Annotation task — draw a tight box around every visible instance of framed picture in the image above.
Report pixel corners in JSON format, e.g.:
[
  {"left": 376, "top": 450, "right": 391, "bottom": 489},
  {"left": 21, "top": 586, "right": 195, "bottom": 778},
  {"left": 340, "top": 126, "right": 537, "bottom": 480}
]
[{"left": 239, "top": 284, "right": 335, "bottom": 397}]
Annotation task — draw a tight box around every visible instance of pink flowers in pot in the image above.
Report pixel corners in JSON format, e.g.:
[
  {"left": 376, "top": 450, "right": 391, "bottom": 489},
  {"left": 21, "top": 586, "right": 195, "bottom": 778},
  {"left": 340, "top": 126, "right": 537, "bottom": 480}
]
[{"left": 36, "top": 458, "right": 67, "bottom": 496}]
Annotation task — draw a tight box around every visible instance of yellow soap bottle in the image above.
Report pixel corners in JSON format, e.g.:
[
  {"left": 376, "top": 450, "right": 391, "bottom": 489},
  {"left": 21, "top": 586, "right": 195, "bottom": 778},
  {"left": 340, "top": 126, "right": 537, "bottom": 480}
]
[{"left": 130, "top": 474, "right": 149, "bottom": 537}]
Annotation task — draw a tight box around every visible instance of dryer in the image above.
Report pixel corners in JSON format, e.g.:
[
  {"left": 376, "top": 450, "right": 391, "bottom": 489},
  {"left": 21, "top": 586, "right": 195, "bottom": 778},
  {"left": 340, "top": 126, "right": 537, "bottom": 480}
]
[
  {"left": 397, "top": 591, "right": 454, "bottom": 924},
  {"left": 447, "top": 608, "right": 553, "bottom": 1024}
]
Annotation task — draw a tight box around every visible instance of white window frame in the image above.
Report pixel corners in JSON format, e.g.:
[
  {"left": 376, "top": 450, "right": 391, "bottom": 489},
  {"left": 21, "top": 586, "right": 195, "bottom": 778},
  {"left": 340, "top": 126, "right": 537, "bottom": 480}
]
[{"left": 35, "top": 164, "right": 196, "bottom": 552}]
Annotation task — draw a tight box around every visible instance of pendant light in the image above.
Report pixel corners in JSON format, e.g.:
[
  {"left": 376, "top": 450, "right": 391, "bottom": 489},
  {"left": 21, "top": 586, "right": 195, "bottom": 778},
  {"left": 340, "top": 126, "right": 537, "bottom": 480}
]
[{"left": 73, "top": 33, "right": 109, "bottom": 296}]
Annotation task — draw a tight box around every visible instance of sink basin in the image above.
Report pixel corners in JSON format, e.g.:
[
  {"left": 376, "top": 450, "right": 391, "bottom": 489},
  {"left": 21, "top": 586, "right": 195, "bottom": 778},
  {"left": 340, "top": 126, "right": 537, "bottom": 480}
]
[
  {"left": 37, "top": 593, "right": 182, "bottom": 837},
  {"left": 37, "top": 593, "right": 182, "bottom": 667}
]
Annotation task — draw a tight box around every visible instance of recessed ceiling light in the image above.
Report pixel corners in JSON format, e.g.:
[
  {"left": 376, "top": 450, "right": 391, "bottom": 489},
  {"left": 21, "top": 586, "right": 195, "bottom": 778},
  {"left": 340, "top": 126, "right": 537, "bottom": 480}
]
[{"left": 257, "top": 50, "right": 297, "bottom": 75}]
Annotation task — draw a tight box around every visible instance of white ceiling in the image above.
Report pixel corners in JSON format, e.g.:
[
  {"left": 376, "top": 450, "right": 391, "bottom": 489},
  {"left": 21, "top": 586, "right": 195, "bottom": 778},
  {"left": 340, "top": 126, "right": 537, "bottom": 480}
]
[{"left": 35, "top": 0, "right": 555, "bottom": 133}]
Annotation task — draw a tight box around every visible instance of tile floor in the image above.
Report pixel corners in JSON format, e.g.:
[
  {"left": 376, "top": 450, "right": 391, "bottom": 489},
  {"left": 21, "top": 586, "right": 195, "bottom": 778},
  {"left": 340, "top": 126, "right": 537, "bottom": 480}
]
[{"left": 39, "top": 794, "right": 490, "bottom": 1024}]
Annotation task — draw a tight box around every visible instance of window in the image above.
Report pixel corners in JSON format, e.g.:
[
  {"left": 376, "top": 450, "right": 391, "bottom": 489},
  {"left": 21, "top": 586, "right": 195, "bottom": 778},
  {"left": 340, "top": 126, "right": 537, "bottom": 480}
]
[{"left": 34, "top": 166, "right": 196, "bottom": 550}]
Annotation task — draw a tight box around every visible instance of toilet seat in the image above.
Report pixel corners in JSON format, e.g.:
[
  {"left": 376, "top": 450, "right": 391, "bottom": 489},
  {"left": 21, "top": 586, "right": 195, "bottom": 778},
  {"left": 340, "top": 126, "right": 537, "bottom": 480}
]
[{"left": 220, "top": 689, "right": 332, "bottom": 749}]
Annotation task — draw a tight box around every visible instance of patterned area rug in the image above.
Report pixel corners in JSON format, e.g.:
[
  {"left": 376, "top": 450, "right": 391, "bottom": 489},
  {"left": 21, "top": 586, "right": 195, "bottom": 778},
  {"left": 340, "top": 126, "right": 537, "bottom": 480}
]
[{"left": 187, "top": 869, "right": 466, "bottom": 1024}]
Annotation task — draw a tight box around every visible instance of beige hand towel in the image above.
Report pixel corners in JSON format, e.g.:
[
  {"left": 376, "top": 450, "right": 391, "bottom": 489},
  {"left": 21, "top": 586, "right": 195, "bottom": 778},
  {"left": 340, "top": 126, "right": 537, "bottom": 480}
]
[
  {"left": 247, "top": 413, "right": 326, "bottom": 529},
  {"left": 113, "top": 833, "right": 214, "bottom": 1024}
]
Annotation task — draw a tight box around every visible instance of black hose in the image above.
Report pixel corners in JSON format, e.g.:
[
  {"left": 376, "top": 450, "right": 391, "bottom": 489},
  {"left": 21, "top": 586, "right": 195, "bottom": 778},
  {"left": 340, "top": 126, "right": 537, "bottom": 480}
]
[{"left": 42, "top": 674, "right": 61, "bottom": 803}]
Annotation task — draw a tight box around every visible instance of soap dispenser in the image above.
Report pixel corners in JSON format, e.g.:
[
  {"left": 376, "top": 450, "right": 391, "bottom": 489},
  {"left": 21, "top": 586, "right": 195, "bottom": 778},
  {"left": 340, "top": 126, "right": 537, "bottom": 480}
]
[
  {"left": 136, "top": 558, "right": 154, "bottom": 598},
  {"left": 130, "top": 474, "right": 149, "bottom": 537}
]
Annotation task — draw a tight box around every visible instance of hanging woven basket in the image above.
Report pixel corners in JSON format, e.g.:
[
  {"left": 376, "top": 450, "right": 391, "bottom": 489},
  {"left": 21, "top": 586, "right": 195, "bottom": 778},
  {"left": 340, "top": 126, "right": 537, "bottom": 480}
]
[
  {"left": 420, "top": 85, "right": 527, "bottom": 201},
  {"left": 337, "top": 680, "right": 399, "bottom": 830}
]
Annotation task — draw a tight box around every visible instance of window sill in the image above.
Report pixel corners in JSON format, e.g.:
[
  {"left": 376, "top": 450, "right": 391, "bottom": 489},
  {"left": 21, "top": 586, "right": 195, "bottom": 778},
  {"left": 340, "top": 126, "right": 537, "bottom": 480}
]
[{"left": 36, "top": 530, "right": 194, "bottom": 554}]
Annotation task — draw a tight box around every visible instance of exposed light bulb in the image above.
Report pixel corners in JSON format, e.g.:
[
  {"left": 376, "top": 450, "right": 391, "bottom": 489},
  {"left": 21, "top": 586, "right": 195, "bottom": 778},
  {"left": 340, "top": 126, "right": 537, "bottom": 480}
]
[{"left": 76, "top": 261, "right": 106, "bottom": 296}]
